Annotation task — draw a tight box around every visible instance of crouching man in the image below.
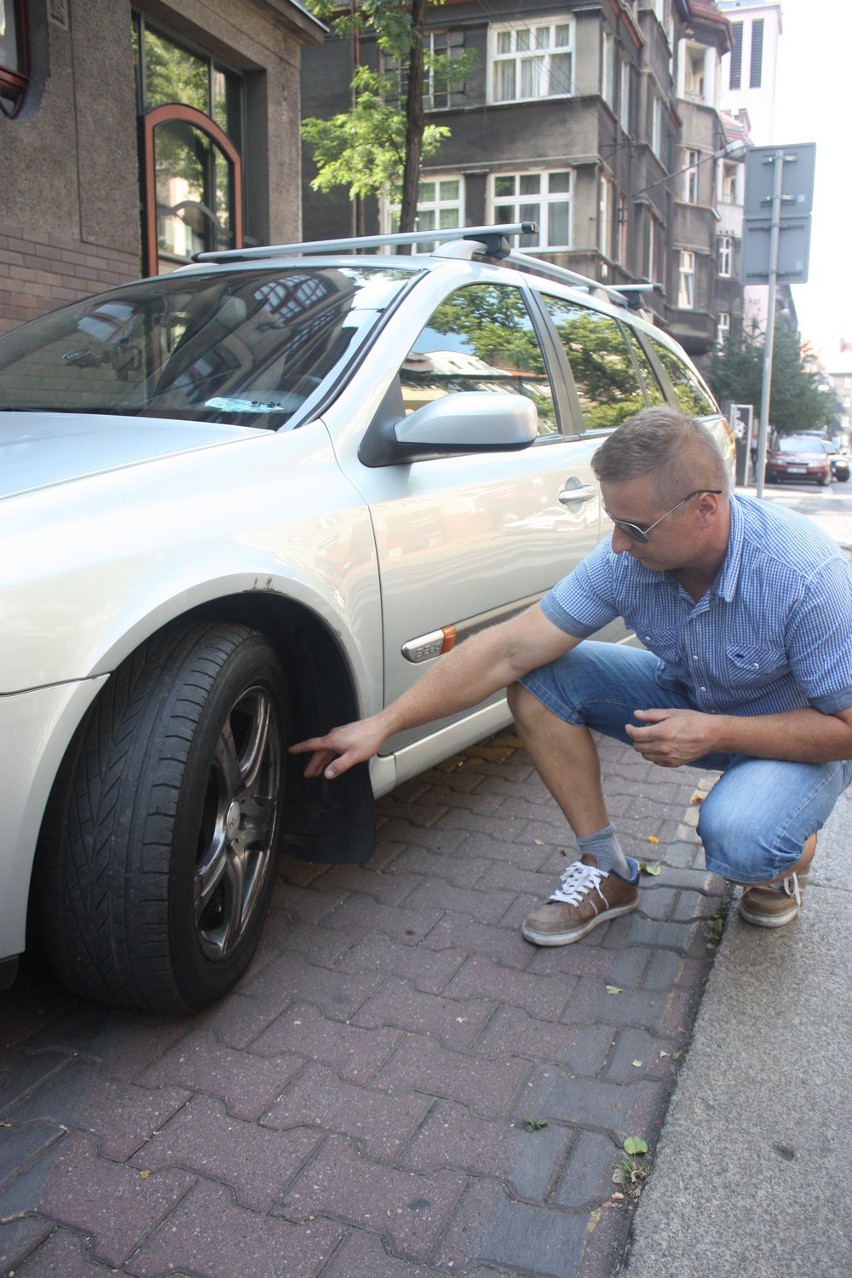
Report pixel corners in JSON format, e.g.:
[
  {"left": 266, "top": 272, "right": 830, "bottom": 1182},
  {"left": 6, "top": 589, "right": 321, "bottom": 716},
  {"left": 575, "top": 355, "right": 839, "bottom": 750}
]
[{"left": 291, "top": 407, "right": 852, "bottom": 944}]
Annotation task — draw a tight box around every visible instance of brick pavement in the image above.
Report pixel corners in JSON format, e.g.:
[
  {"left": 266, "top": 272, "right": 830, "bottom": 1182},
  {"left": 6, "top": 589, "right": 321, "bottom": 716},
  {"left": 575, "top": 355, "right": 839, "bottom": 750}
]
[{"left": 0, "top": 733, "right": 728, "bottom": 1278}]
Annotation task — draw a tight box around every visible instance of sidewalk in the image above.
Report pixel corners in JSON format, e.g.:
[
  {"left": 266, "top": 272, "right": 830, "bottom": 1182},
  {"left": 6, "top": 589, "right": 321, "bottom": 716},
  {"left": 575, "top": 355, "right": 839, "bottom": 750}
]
[
  {"left": 623, "top": 773, "right": 852, "bottom": 1278},
  {"left": 1, "top": 734, "right": 727, "bottom": 1278}
]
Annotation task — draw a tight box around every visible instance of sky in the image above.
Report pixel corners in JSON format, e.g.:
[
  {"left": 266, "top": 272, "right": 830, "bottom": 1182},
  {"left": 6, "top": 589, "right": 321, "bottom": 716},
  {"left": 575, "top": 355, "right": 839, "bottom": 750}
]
[{"left": 769, "top": 0, "right": 851, "bottom": 358}]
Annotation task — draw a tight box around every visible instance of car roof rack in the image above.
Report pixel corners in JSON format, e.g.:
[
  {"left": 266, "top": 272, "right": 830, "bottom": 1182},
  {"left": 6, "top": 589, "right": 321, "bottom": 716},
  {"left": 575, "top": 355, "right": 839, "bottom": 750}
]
[{"left": 192, "top": 223, "right": 661, "bottom": 311}]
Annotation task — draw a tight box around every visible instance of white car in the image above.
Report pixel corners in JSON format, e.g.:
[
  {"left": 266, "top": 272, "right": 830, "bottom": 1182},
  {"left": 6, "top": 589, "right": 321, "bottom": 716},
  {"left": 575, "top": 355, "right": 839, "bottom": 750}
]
[{"left": 0, "top": 224, "right": 732, "bottom": 1012}]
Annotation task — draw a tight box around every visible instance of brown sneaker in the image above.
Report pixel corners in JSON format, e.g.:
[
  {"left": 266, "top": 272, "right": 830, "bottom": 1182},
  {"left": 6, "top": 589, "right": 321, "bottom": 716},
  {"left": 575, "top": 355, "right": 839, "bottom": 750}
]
[
  {"left": 738, "top": 835, "right": 817, "bottom": 929},
  {"left": 522, "top": 854, "right": 640, "bottom": 946}
]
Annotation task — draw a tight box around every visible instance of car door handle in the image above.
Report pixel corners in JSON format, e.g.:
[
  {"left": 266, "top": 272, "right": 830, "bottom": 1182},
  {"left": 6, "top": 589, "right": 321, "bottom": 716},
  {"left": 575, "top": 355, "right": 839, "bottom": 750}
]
[{"left": 557, "top": 482, "right": 598, "bottom": 506}]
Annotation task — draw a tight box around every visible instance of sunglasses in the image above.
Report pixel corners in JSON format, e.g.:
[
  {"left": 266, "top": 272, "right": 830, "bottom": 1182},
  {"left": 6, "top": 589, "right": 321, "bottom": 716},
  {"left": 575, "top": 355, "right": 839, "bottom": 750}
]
[{"left": 607, "top": 489, "right": 723, "bottom": 544}]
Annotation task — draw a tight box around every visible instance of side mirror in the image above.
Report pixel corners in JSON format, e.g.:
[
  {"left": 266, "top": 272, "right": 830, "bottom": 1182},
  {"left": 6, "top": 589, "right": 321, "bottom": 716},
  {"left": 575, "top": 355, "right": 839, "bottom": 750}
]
[{"left": 360, "top": 391, "right": 539, "bottom": 466}]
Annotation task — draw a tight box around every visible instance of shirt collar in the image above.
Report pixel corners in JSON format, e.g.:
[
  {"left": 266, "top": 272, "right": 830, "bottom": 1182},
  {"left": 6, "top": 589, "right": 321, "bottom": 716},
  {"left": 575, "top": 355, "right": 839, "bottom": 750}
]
[{"left": 712, "top": 492, "right": 744, "bottom": 602}]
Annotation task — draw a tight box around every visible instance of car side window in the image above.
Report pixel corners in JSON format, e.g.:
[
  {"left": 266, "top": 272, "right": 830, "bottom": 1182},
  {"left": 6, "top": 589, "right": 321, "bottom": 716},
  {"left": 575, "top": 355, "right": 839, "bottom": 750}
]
[
  {"left": 540, "top": 295, "right": 645, "bottom": 431},
  {"left": 400, "top": 283, "right": 559, "bottom": 437},
  {"left": 645, "top": 335, "right": 718, "bottom": 416}
]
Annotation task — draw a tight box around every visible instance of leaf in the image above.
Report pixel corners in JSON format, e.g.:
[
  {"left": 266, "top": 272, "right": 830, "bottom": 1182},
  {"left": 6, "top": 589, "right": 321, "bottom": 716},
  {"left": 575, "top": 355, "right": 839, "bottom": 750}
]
[
  {"left": 647, "top": 836, "right": 660, "bottom": 844},
  {"left": 523, "top": 1115, "right": 548, "bottom": 1132},
  {"left": 639, "top": 861, "right": 662, "bottom": 876},
  {"left": 605, "top": 985, "right": 622, "bottom": 995},
  {"left": 623, "top": 1136, "right": 648, "bottom": 1156},
  {"left": 632, "top": 1060, "right": 643, "bottom": 1068}
]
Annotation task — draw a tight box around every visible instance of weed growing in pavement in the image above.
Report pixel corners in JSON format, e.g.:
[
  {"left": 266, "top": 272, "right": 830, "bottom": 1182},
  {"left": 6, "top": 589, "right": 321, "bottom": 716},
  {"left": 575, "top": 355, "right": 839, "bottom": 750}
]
[
  {"left": 704, "top": 899, "right": 730, "bottom": 948},
  {"left": 612, "top": 1137, "right": 650, "bottom": 1199}
]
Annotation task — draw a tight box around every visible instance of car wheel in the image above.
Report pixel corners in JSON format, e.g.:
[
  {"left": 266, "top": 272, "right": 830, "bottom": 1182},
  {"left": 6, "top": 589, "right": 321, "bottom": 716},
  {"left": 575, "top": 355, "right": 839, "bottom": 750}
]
[{"left": 35, "top": 621, "right": 288, "bottom": 1014}]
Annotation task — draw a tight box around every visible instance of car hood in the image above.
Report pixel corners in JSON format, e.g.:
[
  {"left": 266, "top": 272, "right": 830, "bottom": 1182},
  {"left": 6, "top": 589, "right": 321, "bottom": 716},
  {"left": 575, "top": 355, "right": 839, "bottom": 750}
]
[{"left": 0, "top": 412, "right": 265, "bottom": 501}]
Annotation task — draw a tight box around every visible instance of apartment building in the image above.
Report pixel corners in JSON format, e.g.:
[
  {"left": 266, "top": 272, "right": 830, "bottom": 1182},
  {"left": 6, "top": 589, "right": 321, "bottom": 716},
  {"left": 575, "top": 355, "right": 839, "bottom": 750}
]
[
  {"left": 0, "top": 0, "right": 324, "bottom": 335},
  {"left": 301, "top": 0, "right": 745, "bottom": 357},
  {"left": 717, "top": 0, "right": 782, "bottom": 143}
]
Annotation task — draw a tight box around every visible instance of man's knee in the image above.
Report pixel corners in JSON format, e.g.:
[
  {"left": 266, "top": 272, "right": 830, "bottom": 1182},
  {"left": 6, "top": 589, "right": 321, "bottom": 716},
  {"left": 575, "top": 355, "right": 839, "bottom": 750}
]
[{"left": 507, "top": 680, "right": 547, "bottom": 727}]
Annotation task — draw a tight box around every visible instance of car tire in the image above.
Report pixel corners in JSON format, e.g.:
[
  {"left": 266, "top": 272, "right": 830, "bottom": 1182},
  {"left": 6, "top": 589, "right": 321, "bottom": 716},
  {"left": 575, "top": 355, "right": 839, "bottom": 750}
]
[{"left": 35, "top": 621, "right": 288, "bottom": 1014}]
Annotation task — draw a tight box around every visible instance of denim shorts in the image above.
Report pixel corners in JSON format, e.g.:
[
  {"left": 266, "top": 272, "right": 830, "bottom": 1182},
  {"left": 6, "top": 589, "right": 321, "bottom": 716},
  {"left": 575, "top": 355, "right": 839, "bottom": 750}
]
[{"left": 520, "top": 640, "right": 852, "bottom": 883}]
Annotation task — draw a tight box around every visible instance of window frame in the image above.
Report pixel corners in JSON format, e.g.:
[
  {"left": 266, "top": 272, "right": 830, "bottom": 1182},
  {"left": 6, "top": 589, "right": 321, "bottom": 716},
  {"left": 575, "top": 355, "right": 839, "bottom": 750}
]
[
  {"left": 0, "top": 0, "right": 29, "bottom": 119},
  {"left": 718, "top": 234, "right": 733, "bottom": 278},
  {"left": 491, "top": 169, "right": 573, "bottom": 252},
  {"left": 488, "top": 17, "right": 574, "bottom": 105},
  {"left": 678, "top": 250, "right": 696, "bottom": 309}
]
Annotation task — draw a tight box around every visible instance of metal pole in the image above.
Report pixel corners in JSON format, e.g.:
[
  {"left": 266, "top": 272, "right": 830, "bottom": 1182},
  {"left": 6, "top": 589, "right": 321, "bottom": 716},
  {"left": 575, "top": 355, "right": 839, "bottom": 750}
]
[{"left": 755, "top": 150, "right": 785, "bottom": 499}]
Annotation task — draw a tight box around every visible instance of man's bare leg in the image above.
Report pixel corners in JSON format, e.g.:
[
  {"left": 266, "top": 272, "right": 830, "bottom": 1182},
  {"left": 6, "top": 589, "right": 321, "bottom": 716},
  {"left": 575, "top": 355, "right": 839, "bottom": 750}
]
[{"left": 507, "top": 682, "right": 610, "bottom": 836}]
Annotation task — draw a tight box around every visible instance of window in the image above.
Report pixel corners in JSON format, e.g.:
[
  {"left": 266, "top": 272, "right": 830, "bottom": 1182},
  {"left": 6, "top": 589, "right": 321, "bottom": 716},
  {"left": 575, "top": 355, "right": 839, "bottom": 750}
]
[
  {"left": 721, "top": 162, "right": 739, "bottom": 205},
  {"left": 619, "top": 60, "right": 631, "bottom": 131},
  {"left": 541, "top": 296, "right": 646, "bottom": 432},
  {"left": 716, "top": 312, "right": 731, "bottom": 347},
  {"left": 651, "top": 92, "right": 664, "bottom": 160},
  {"left": 647, "top": 335, "right": 718, "bottom": 416},
  {"left": 393, "top": 176, "right": 464, "bottom": 248},
  {"left": 750, "top": 18, "right": 764, "bottom": 88},
  {"left": 387, "top": 29, "right": 467, "bottom": 111},
  {"left": 401, "top": 284, "right": 558, "bottom": 436},
  {"left": 684, "top": 47, "right": 706, "bottom": 102},
  {"left": 718, "top": 235, "right": 733, "bottom": 278},
  {"left": 683, "top": 150, "right": 700, "bottom": 204},
  {"left": 729, "top": 21, "right": 743, "bottom": 90},
  {"left": 647, "top": 213, "right": 662, "bottom": 280},
  {"left": 134, "top": 17, "right": 245, "bottom": 274},
  {"left": 492, "top": 171, "right": 572, "bottom": 250},
  {"left": 0, "top": 0, "right": 28, "bottom": 118},
  {"left": 678, "top": 251, "right": 695, "bottom": 308},
  {"left": 490, "top": 18, "right": 573, "bottom": 103},
  {"left": 625, "top": 330, "right": 666, "bottom": 406},
  {"left": 617, "top": 196, "right": 628, "bottom": 265},
  {"left": 599, "top": 175, "right": 613, "bottom": 260},
  {"left": 602, "top": 29, "right": 614, "bottom": 107}
]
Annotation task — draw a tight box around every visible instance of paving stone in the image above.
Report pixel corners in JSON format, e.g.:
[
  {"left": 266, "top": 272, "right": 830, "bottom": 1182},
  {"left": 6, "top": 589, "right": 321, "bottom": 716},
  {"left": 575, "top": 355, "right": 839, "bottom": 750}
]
[
  {"left": 474, "top": 1006, "right": 615, "bottom": 1077},
  {"left": 9, "top": 1227, "right": 127, "bottom": 1275},
  {"left": 386, "top": 845, "right": 495, "bottom": 887},
  {"left": 375, "top": 1035, "right": 530, "bottom": 1119},
  {"left": 336, "top": 932, "right": 465, "bottom": 994},
  {"left": 136, "top": 1029, "right": 302, "bottom": 1121},
  {"left": 431, "top": 1178, "right": 510, "bottom": 1272},
  {"left": 0, "top": 1217, "right": 54, "bottom": 1274},
  {"left": 474, "top": 1199, "right": 590, "bottom": 1278},
  {"left": 401, "top": 878, "right": 517, "bottom": 924},
  {"left": 373, "top": 818, "right": 471, "bottom": 856},
  {"left": 320, "top": 1230, "right": 442, "bottom": 1276},
  {"left": 126, "top": 1178, "right": 343, "bottom": 1278},
  {"left": 268, "top": 877, "right": 347, "bottom": 925},
  {"left": 250, "top": 1001, "right": 403, "bottom": 1082},
  {"left": 618, "top": 915, "right": 706, "bottom": 955},
  {"left": 266, "top": 914, "right": 367, "bottom": 969},
  {"left": 0, "top": 1131, "right": 196, "bottom": 1269},
  {"left": 5, "top": 1060, "right": 190, "bottom": 1161},
  {"left": 191, "top": 988, "right": 292, "bottom": 1050},
  {"left": 353, "top": 977, "right": 495, "bottom": 1049},
  {"left": 0, "top": 1120, "right": 64, "bottom": 1190},
  {"left": 239, "top": 951, "right": 383, "bottom": 1018},
  {"left": 433, "top": 808, "right": 533, "bottom": 845},
  {"left": 419, "top": 912, "right": 531, "bottom": 969},
  {"left": 552, "top": 1129, "right": 622, "bottom": 1209},
  {"left": 444, "top": 955, "right": 577, "bottom": 1021},
  {"left": 132, "top": 1093, "right": 320, "bottom": 1212},
  {"left": 274, "top": 1135, "right": 466, "bottom": 1256},
  {"left": 21, "top": 1006, "right": 189, "bottom": 1082},
  {"left": 312, "top": 862, "right": 426, "bottom": 905},
  {"left": 529, "top": 1072, "right": 661, "bottom": 1140},
  {"left": 399, "top": 1098, "right": 571, "bottom": 1200},
  {"left": 0, "top": 1051, "right": 69, "bottom": 1114},
  {"left": 636, "top": 886, "right": 678, "bottom": 920},
  {"left": 603, "top": 1027, "right": 679, "bottom": 1084},
  {"left": 304, "top": 896, "right": 445, "bottom": 945},
  {"left": 261, "top": 1060, "right": 433, "bottom": 1159}
]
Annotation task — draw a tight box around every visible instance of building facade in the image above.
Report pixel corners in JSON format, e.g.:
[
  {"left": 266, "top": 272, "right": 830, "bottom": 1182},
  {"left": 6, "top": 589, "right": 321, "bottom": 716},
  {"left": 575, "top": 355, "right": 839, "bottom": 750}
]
[
  {"left": 0, "top": 0, "right": 324, "bottom": 336},
  {"left": 301, "top": 0, "right": 746, "bottom": 358}
]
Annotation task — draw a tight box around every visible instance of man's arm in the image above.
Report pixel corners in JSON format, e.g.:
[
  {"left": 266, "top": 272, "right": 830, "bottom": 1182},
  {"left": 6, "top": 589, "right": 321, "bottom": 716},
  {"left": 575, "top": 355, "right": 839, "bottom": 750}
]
[
  {"left": 290, "top": 604, "right": 580, "bottom": 779},
  {"left": 626, "top": 704, "right": 852, "bottom": 768}
]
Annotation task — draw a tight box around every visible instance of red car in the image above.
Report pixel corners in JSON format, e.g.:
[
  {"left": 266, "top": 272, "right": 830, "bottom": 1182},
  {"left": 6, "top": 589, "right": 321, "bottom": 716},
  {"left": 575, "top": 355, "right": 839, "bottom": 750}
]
[{"left": 765, "top": 435, "right": 832, "bottom": 486}]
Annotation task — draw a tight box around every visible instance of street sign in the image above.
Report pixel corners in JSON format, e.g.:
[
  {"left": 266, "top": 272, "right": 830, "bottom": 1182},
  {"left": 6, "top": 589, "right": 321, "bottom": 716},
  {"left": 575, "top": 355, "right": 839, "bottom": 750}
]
[
  {"left": 743, "top": 143, "right": 816, "bottom": 218},
  {"left": 741, "top": 216, "right": 812, "bottom": 284}
]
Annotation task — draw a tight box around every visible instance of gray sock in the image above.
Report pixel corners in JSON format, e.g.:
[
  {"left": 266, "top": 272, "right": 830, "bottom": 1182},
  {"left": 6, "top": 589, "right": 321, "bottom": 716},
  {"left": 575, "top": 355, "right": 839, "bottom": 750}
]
[{"left": 577, "top": 825, "right": 632, "bottom": 878}]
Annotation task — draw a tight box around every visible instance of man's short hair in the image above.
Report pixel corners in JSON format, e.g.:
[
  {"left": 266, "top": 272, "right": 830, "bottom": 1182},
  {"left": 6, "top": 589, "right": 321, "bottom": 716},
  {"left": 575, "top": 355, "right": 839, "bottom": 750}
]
[{"left": 591, "top": 406, "right": 730, "bottom": 500}]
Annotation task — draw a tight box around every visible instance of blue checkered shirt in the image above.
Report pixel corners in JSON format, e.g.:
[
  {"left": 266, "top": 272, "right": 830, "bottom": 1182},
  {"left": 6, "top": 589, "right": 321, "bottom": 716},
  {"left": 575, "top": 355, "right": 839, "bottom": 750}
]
[{"left": 541, "top": 492, "right": 852, "bottom": 716}]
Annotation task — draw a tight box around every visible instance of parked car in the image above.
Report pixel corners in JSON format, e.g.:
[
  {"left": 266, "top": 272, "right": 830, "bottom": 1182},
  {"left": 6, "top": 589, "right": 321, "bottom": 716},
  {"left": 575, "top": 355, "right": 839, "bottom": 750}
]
[
  {"left": 0, "top": 224, "right": 733, "bottom": 1013},
  {"left": 764, "top": 435, "right": 832, "bottom": 486},
  {"left": 820, "top": 439, "right": 850, "bottom": 482}
]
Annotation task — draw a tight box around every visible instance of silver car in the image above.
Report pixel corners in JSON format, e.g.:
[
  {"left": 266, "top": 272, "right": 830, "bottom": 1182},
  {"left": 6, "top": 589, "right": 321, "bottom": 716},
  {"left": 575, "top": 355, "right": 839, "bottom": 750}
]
[{"left": 0, "top": 225, "right": 732, "bottom": 1012}]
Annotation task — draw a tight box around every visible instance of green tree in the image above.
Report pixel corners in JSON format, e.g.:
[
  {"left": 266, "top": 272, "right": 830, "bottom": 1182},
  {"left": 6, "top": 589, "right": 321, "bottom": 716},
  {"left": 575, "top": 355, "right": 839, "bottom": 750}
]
[
  {"left": 705, "top": 321, "right": 833, "bottom": 434},
  {"left": 303, "top": 0, "right": 471, "bottom": 235}
]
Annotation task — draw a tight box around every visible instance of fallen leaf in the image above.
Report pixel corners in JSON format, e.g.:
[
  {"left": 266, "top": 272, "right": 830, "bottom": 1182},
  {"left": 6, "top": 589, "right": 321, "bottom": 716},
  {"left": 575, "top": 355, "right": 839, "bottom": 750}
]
[
  {"left": 522, "top": 1115, "right": 548, "bottom": 1132},
  {"left": 660, "top": 1051, "right": 670, "bottom": 1058},
  {"left": 690, "top": 791, "right": 706, "bottom": 804},
  {"left": 623, "top": 1136, "right": 648, "bottom": 1156},
  {"left": 639, "top": 860, "right": 662, "bottom": 876},
  {"left": 139, "top": 1170, "right": 150, "bottom": 1179},
  {"left": 647, "top": 836, "right": 660, "bottom": 844},
  {"left": 632, "top": 1060, "right": 643, "bottom": 1068},
  {"left": 611, "top": 1191, "right": 625, "bottom": 1201},
  {"left": 605, "top": 985, "right": 622, "bottom": 995}
]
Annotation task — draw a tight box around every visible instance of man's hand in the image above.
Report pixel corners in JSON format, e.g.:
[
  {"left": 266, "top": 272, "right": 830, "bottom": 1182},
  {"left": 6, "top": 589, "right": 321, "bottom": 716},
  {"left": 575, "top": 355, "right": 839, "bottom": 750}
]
[
  {"left": 625, "top": 707, "right": 720, "bottom": 768},
  {"left": 289, "top": 716, "right": 387, "bottom": 780}
]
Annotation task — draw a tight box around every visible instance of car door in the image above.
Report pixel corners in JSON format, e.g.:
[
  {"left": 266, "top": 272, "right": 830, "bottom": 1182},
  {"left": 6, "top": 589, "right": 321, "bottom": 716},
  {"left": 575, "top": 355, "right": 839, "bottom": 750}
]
[{"left": 338, "top": 276, "right": 605, "bottom": 751}]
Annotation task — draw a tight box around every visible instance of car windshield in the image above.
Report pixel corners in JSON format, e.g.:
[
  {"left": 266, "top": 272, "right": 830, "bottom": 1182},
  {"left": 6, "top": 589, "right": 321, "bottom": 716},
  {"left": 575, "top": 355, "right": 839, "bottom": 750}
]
[
  {"left": 0, "top": 264, "right": 417, "bottom": 428},
  {"left": 776, "top": 437, "right": 823, "bottom": 453}
]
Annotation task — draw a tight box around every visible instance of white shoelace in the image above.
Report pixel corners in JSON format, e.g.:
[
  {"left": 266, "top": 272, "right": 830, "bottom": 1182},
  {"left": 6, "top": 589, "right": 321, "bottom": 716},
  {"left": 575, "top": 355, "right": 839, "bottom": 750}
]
[{"left": 549, "top": 860, "right": 609, "bottom": 906}]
